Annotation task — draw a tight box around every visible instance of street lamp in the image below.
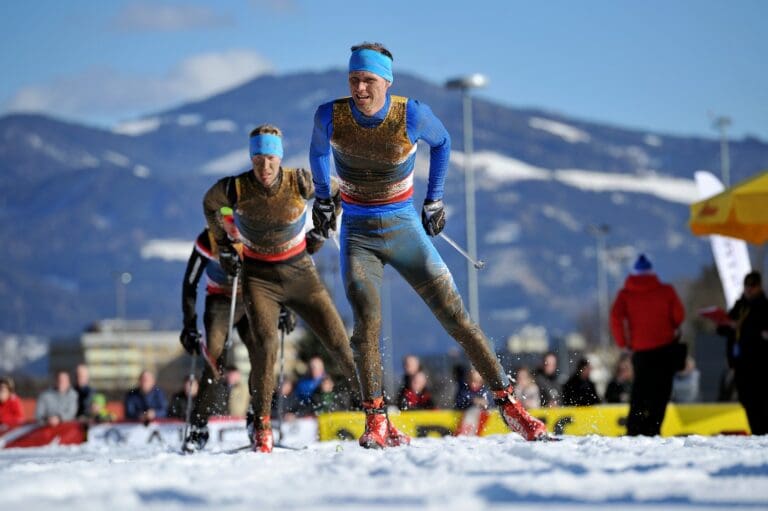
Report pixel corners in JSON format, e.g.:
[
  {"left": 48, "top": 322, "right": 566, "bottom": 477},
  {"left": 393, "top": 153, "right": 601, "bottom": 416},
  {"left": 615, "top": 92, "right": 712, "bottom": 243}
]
[
  {"left": 587, "top": 224, "right": 610, "bottom": 347},
  {"left": 445, "top": 73, "right": 487, "bottom": 324},
  {"left": 114, "top": 271, "right": 132, "bottom": 321},
  {"left": 712, "top": 115, "right": 732, "bottom": 187}
]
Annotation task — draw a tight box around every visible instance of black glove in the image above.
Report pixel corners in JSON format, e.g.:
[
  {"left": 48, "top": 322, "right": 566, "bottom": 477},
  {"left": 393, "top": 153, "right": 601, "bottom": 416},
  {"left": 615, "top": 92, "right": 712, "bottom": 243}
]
[
  {"left": 312, "top": 198, "right": 336, "bottom": 238},
  {"left": 278, "top": 306, "right": 296, "bottom": 335},
  {"left": 218, "top": 243, "right": 241, "bottom": 276},
  {"left": 421, "top": 199, "right": 445, "bottom": 236},
  {"left": 180, "top": 316, "right": 201, "bottom": 355},
  {"left": 305, "top": 228, "right": 325, "bottom": 255}
]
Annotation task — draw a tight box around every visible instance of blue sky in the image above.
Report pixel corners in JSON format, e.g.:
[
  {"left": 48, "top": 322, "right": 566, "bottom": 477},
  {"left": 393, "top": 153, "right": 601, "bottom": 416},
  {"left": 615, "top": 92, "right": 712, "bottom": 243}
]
[{"left": 1, "top": 0, "right": 766, "bottom": 139}]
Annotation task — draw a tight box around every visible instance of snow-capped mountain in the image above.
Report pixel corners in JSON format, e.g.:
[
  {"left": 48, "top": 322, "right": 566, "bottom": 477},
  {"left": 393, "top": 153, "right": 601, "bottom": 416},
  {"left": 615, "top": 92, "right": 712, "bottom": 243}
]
[{"left": 1, "top": 69, "right": 766, "bottom": 357}]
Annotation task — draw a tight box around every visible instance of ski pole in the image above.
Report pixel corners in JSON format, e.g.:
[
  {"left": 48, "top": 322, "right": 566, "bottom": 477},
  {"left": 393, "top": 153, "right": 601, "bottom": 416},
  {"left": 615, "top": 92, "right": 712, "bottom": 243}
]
[
  {"left": 182, "top": 352, "right": 197, "bottom": 442},
  {"left": 199, "top": 337, "right": 222, "bottom": 379},
  {"left": 276, "top": 316, "right": 287, "bottom": 446},
  {"left": 438, "top": 232, "right": 486, "bottom": 270},
  {"left": 224, "top": 273, "right": 239, "bottom": 351}
]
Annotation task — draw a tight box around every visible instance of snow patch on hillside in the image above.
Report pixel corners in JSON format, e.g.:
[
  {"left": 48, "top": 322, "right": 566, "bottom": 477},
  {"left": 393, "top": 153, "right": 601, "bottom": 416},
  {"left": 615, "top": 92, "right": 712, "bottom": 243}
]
[
  {"left": 176, "top": 114, "right": 202, "bottom": 127},
  {"left": 205, "top": 119, "right": 237, "bottom": 133},
  {"left": 201, "top": 150, "right": 249, "bottom": 174},
  {"left": 529, "top": 117, "right": 591, "bottom": 143},
  {"left": 141, "top": 240, "right": 193, "bottom": 261},
  {"left": 112, "top": 117, "right": 161, "bottom": 136},
  {"left": 103, "top": 151, "right": 130, "bottom": 168},
  {"left": 554, "top": 169, "right": 698, "bottom": 204}
]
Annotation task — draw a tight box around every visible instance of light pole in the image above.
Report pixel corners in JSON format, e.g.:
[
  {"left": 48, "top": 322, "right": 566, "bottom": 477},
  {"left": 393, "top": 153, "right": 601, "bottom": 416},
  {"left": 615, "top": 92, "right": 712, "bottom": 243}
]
[
  {"left": 587, "top": 224, "right": 610, "bottom": 347},
  {"left": 712, "top": 115, "right": 732, "bottom": 187},
  {"left": 445, "top": 73, "right": 487, "bottom": 324},
  {"left": 114, "top": 271, "right": 132, "bottom": 321}
]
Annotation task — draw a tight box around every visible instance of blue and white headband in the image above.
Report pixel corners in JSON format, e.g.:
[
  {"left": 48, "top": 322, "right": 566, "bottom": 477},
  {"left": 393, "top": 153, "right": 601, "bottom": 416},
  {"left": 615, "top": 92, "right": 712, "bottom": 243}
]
[
  {"left": 249, "top": 133, "right": 283, "bottom": 158},
  {"left": 349, "top": 48, "right": 393, "bottom": 83}
]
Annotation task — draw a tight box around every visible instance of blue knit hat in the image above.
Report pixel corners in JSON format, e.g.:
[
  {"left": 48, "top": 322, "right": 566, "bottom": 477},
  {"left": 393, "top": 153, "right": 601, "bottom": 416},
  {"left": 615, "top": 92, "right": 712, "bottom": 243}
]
[{"left": 632, "top": 254, "right": 654, "bottom": 274}]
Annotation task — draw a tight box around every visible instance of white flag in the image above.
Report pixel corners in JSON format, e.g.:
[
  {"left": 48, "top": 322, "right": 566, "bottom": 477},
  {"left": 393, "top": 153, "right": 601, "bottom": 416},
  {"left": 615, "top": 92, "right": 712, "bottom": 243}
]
[{"left": 694, "top": 171, "right": 752, "bottom": 308}]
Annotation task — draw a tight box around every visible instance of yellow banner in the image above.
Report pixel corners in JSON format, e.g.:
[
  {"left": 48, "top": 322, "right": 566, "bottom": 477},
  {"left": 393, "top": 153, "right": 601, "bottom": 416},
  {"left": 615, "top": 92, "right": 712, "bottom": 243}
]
[{"left": 317, "top": 404, "right": 750, "bottom": 441}]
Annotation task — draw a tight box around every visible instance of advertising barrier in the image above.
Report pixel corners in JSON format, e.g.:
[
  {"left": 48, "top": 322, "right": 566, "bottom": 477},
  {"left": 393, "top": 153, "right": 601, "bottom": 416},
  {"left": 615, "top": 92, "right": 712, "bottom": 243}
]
[{"left": 317, "top": 403, "right": 751, "bottom": 441}]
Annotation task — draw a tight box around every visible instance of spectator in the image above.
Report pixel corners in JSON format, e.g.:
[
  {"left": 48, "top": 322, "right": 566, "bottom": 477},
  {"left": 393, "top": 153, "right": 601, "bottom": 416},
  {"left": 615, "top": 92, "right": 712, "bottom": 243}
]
[
  {"left": 397, "top": 371, "right": 435, "bottom": 411},
  {"left": 400, "top": 354, "right": 422, "bottom": 394},
  {"left": 312, "top": 375, "right": 349, "bottom": 414},
  {"left": 610, "top": 254, "right": 685, "bottom": 436},
  {"left": 124, "top": 370, "right": 168, "bottom": 421},
  {"left": 74, "top": 363, "right": 95, "bottom": 419},
  {"left": 225, "top": 366, "right": 250, "bottom": 417},
  {"left": 671, "top": 356, "right": 700, "bottom": 403},
  {"left": 513, "top": 366, "right": 541, "bottom": 410},
  {"left": 89, "top": 393, "right": 115, "bottom": 423},
  {"left": 717, "top": 271, "right": 768, "bottom": 434},
  {"left": 295, "top": 356, "right": 326, "bottom": 409},
  {"left": 271, "top": 378, "right": 300, "bottom": 421},
  {"left": 167, "top": 376, "right": 199, "bottom": 419},
  {"left": 605, "top": 353, "right": 633, "bottom": 404},
  {"left": 562, "top": 358, "right": 601, "bottom": 407},
  {"left": 534, "top": 352, "right": 562, "bottom": 407},
  {"left": 0, "top": 377, "right": 24, "bottom": 431},
  {"left": 35, "top": 371, "right": 78, "bottom": 426},
  {"left": 455, "top": 367, "right": 493, "bottom": 410}
]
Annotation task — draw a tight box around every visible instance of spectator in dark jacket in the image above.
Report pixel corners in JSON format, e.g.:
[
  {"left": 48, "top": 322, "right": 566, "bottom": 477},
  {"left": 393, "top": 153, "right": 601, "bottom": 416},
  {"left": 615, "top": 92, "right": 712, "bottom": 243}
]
[
  {"left": 36, "top": 371, "right": 79, "bottom": 426},
  {"left": 271, "top": 379, "right": 300, "bottom": 421},
  {"left": 74, "top": 364, "right": 95, "bottom": 419},
  {"left": 455, "top": 368, "right": 493, "bottom": 410},
  {"left": 167, "top": 376, "right": 199, "bottom": 419},
  {"left": 605, "top": 353, "right": 633, "bottom": 404},
  {"left": 562, "top": 358, "right": 600, "bottom": 406},
  {"left": 0, "top": 377, "right": 25, "bottom": 431},
  {"left": 124, "top": 370, "right": 168, "bottom": 421},
  {"left": 534, "top": 352, "right": 562, "bottom": 407},
  {"left": 398, "top": 371, "right": 435, "bottom": 410},
  {"left": 610, "top": 254, "right": 685, "bottom": 436},
  {"left": 717, "top": 271, "right": 768, "bottom": 434}
]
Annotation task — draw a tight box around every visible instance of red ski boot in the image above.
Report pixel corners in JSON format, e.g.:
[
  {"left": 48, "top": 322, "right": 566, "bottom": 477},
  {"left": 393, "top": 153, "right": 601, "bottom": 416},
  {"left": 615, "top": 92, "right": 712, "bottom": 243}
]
[
  {"left": 494, "top": 385, "right": 549, "bottom": 441},
  {"left": 386, "top": 419, "right": 411, "bottom": 447},
  {"left": 252, "top": 416, "right": 274, "bottom": 453},
  {"left": 359, "top": 398, "right": 389, "bottom": 449}
]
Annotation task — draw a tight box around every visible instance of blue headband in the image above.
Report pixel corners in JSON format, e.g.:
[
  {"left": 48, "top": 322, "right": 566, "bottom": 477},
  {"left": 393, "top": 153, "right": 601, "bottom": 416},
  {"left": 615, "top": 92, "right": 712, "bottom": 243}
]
[
  {"left": 349, "top": 48, "right": 393, "bottom": 83},
  {"left": 249, "top": 133, "right": 283, "bottom": 158}
]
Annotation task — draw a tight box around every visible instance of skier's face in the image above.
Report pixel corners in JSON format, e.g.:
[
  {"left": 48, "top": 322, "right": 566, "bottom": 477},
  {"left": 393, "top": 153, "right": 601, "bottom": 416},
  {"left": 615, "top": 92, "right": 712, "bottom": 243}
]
[
  {"left": 251, "top": 154, "right": 281, "bottom": 187},
  {"left": 348, "top": 71, "right": 391, "bottom": 116}
]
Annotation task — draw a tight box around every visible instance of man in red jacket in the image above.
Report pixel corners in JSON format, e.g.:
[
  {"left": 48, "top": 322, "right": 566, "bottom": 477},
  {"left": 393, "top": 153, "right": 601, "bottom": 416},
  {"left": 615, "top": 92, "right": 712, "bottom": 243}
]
[
  {"left": 0, "top": 377, "right": 25, "bottom": 432},
  {"left": 610, "top": 254, "right": 685, "bottom": 436}
]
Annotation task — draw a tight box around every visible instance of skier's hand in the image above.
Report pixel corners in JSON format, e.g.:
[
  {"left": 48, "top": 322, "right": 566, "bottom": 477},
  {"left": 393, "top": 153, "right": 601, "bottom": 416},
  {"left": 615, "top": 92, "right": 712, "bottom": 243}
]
[
  {"left": 180, "top": 317, "right": 201, "bottom": 355},
  {"left": 421, "top": 199, "right": 445, "bottom": 236},
  {"left": 278, "top": 306, "right": 296, "bottom": 335},
  {"left": 312, "top": 198, "right": 336, "bottom": 238},
  {"left": 218, "top": 244, "right": 241, "bottom": 276},
  {"left": 305, "top": 228, "right": 325, "bottom": 255}
]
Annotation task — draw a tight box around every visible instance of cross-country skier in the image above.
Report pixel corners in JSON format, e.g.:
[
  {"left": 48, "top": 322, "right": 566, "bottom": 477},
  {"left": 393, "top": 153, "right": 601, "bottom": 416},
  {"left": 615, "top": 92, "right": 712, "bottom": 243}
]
[
  {"left": 203, "top": 124, "right": 360, "bottom": 452},
  {"left": 179, "top": 219, "right": 254, "bottom": 452},
  {"left": 309, "top": 42, "right": 550, "bottom": 448}
]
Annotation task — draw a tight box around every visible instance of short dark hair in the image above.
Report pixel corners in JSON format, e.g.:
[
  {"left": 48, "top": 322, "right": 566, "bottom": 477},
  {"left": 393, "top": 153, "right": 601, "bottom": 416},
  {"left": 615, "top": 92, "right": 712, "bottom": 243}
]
[
  {"left": 249, "top": 124, "right": 282, "bottom": 138},
  {"left": 0, "top": 376, "right": 14, "bottom": 393},
  {"left": 744, "top": 271, "right": 762, "bottom": 287},
  {"left": 350, "top": 42, "right": 393, "bottom": 61}
]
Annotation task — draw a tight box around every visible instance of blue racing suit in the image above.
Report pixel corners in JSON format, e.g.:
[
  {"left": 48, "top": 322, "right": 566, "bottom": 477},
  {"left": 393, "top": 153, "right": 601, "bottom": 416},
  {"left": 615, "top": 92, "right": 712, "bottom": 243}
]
[{"left": 310, "top": 94, "right": 509, "bottom": 399}]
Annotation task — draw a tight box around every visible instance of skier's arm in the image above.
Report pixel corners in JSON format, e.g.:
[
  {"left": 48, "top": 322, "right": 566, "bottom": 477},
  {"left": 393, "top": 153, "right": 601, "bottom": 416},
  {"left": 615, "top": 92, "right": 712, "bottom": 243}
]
[
  {"left": 297, "top": 168, "right": 340, "bottom": 202},
  {"left": 181, "top": 239, "right": 209, "bottom": 327},
  {"left": 406, "top": 99, "right": 451, "bottom": 201},
  {"left": 309, "top": 103, "right": 334, "bottom": 200}
]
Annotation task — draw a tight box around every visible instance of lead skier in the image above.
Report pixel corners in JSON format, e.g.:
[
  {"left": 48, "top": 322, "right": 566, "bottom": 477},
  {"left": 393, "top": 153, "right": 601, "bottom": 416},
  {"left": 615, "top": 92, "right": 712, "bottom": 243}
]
[{"left": 309, "top": 42, "right": 550, "bottom": 448}]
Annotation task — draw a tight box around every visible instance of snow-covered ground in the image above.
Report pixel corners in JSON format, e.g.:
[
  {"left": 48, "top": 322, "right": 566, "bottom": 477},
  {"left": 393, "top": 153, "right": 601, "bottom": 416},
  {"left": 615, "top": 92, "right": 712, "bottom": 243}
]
[{"left": 2, "top": 435, "right": 767, "bottom": 510}]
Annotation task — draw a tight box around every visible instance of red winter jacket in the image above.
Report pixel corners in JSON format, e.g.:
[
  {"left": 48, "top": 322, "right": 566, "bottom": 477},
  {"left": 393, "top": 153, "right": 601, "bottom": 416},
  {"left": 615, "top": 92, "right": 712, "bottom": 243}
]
[
  {"left": 610, "top": 274, "right": 685, "bottom": 352},
  {"left": 0, "top": 394, "right": 25, "bottom": 428}
]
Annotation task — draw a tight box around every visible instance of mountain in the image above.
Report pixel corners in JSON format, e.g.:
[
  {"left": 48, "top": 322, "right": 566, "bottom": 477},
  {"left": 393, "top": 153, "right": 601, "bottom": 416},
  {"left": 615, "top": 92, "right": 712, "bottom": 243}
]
[{"left": 1, "top": 69, "right": 767, "bottom": 360}]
